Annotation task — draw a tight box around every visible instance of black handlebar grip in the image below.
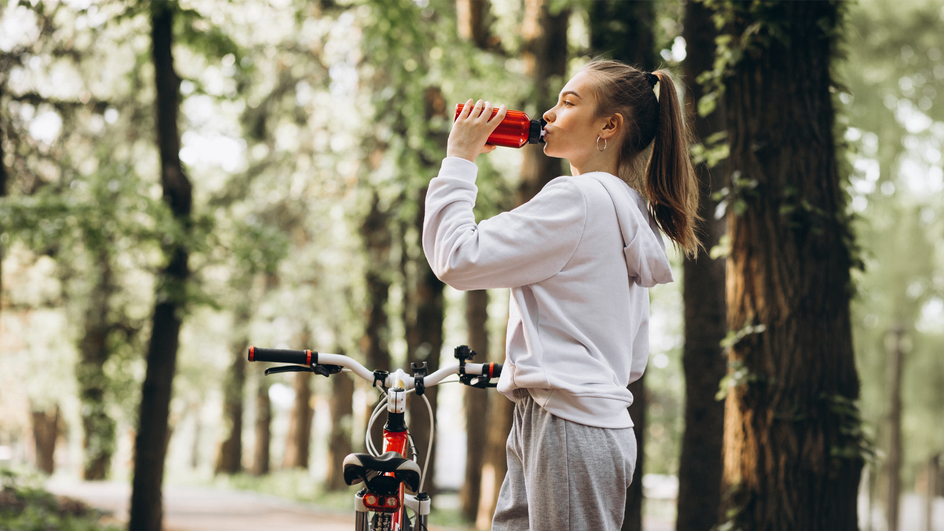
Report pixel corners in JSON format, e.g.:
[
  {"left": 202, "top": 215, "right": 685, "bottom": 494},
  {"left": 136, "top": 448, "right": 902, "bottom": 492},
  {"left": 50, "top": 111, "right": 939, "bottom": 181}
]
[
  {"left": 486, "top": 363, "right": 503, "bottom": 379},
  {"left": 248, "top": 346, "right": 313, "bottom": 365}
]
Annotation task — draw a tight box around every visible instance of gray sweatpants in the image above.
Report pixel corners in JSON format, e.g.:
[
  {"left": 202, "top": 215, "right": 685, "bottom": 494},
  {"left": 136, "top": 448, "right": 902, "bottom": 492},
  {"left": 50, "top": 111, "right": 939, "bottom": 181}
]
[{"left": 491, "top": 390, "right": 637, "bottom": 531}]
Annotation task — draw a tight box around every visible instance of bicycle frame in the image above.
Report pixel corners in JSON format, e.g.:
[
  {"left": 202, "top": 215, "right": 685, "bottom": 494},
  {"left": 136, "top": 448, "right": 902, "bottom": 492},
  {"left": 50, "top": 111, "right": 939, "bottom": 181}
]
[
  {"left": 248, "top": 345, "right": 499, "bottom": 531},
  {"left": 354, "top": 384, "right": 416, "bottom": 531}
]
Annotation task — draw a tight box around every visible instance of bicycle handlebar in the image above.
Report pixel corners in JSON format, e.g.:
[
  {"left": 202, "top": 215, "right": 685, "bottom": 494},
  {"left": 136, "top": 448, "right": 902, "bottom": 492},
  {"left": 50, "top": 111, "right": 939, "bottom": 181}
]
[{"left": 247, "top": 346, "right": 502, "bottom": 390}]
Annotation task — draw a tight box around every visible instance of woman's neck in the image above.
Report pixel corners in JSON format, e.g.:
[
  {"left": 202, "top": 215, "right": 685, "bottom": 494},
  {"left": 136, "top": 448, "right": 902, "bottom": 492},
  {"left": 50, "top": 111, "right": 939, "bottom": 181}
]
[{"left": 570, "top": 156, "right": 619, "bottom": 177}]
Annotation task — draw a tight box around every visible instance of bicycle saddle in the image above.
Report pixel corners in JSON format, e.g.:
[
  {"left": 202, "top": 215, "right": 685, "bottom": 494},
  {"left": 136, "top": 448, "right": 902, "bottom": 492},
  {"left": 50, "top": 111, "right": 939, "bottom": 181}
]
[{"left": 343, "top": 452, "right": 421, "bottom": 494}]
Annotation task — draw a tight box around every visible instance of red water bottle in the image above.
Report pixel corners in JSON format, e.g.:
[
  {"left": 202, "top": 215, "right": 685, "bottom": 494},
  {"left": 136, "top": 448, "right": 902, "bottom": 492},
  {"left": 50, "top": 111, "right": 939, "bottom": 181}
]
[{"left": 454, "top": 104, "right": 546, "bottom": 148}]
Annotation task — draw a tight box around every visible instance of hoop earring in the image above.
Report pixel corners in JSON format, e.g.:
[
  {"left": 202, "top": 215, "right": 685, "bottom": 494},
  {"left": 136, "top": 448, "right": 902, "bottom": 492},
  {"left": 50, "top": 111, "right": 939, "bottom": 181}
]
[{"left": 596, "top": 135, "right": 607, "bottom": 152}]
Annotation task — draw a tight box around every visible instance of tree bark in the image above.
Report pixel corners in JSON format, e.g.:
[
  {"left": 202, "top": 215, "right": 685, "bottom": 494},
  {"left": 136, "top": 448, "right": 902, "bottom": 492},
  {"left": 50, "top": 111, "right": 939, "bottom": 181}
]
[
  {"left": 588, "top": 0, "right": 655, "bottom": 70},
  {"left": 129, "top": 5, "right": 192, "bottom": 530},
  {"left": 461, "top": 289, "right": 489, "bottom": 521},
  {"left": 926, "top": 454, "right": 940, "bottom": 531},
  {"left": 282, "top": 370, "right": 313, "bottom": 469},
  {"left": 0, "top": 83, "right": 6, "bottom": 321},
  {"left": 587, "top": 4, "right": 655, "bottom": 530},
  {"left": 404, "top": 189, "right": 445, "bottom": 494},
  {"left": 283, "top": 327, "right": 314, "bottom": 469},
  {"left": 403, "top": 85, "right": 449, "bottom": 495},
  {"left": 718, "top": 3, "right": 862, "bottom": 530},
  {"left": 77, "top": 248, "right": 117, "bottom": 480},
  {"left": 215, "top": 307, "right": 250, "bottom": 475},
  {"left": 515, "top": 0, "right": 569, "bottom": 204},
  {"left": 676, "top": 2, "right": 727, "bottom": 530},
  {"left": 885, "top": 325, "right": 905, "bottom": 531},
  {"left": 326, "top": 370, "right": 355, "bottom": 490},
  {"left": 456, "top": 0, "right": 490, "bottom": 50},
  {"left": 360, "top": 190, "right": 392, "bottom": 450},
  {"left": 252, "top": 377, "right": 271, "bottom": 476},
  {"left": 31, "top": 404, "right": 60, "bottom": 475}
]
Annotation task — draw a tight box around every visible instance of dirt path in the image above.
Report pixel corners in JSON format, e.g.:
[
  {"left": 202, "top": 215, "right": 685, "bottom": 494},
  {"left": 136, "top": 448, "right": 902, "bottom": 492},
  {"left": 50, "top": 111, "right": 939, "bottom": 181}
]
[
  {"left": 45, "top": 479, "right": 361, "bottom": 531},
  {"left": 45, "top": 478, "right": 680, "bottom": 531}
]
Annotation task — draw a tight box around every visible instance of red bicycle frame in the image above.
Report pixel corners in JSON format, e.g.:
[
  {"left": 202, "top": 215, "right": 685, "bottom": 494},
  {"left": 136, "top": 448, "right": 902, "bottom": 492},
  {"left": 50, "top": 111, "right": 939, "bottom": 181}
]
[{"left": 383, "top": 429, "right": 410, "bottom": 530}]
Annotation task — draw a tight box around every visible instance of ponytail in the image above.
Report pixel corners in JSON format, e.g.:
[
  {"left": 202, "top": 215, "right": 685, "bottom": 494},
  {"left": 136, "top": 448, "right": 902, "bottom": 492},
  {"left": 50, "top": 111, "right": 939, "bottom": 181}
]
[
  {"left": 582, "top": 61, "right": 702, "bottom": 258},
  {"left": 645, "top": 70, "right": 701, "bottom": 258}
]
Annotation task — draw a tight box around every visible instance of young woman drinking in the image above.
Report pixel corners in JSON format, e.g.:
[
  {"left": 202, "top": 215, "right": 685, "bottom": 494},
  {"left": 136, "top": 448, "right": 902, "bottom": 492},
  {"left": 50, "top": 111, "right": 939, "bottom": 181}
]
[{"left": 422, "top": 59, "right": 700, "bottom": 530}]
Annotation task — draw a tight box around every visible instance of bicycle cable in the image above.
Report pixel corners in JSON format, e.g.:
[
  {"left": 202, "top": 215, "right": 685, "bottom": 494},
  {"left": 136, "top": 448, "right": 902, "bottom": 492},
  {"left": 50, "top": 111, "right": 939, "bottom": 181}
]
[
  {"left": 362, "top": 379, "right": 458, "bottom": 490},
  {"left": 366, "top": 391, "right": 388, "bottom": 457},
  {"left": 418, "top": 391, "right": 434, "bottom": 493}
]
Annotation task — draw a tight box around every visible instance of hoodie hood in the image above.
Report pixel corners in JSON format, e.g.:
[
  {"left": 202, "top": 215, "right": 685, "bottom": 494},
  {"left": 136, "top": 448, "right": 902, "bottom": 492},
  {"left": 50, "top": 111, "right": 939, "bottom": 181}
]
[{"left": 584, "top": 173, "right": 674, "bottom": 288}]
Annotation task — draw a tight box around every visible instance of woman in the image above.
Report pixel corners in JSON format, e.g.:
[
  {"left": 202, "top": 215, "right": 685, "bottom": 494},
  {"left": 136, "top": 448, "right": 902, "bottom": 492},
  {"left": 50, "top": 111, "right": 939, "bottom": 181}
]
[{"left": 422, "top": 60, "right": 700, "bottom": 530}]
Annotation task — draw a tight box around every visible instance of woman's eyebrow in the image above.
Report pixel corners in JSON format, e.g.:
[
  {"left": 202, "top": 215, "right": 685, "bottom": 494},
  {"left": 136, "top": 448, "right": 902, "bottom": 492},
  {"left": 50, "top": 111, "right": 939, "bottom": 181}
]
[{"left": 560, "top": 90, "right": 580, "bottom": 99}]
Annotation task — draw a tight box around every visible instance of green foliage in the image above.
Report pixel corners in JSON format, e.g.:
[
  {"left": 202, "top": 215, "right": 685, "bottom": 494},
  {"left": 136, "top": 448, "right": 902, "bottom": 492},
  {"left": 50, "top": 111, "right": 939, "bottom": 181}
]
[
  {"left": 716, "top": 322, "right": 767, "bottom": 401},
  {"left": 716, "top": 359, "right": 761, "bottom": 402},
  {"left": 695, "top": 0, "right": 803, "bottom": 118},
  {"left": 823, "top": 394, "right": 879, "bottom": 467},
  {"left": 690, "top": 130, "right": 729, "bottom": 169},
  {"left": 711, "top": 170, "right": 759, "bottom": 218},
  {"left": 0, "top": 468, "right": 121, "bottom": 531}
]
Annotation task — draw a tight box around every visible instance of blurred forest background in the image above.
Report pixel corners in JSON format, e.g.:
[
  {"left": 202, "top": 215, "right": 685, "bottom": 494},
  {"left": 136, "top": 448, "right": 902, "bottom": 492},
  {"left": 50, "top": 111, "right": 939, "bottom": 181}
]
[{"left": 0, "top": 0, "right": 942, "bottom": 530}]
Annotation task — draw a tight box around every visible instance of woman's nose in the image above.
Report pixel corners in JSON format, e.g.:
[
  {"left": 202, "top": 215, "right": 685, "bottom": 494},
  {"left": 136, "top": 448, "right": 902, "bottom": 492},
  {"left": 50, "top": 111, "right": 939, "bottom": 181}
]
[{"left": 543, "top": 109, "right": 555, "bottom": 123}]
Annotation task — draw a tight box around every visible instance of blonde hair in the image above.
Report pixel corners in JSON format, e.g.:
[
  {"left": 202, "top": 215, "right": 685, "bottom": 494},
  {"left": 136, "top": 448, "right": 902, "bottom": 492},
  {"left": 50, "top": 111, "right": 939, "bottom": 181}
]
[{"left": 581, "top": 60, "right": 701, "bottom": 258}]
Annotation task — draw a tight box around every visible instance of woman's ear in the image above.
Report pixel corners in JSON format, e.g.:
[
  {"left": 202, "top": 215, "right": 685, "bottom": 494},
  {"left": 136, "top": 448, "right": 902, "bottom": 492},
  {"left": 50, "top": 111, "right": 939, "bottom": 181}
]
[{"left": 600, "top": 113, "right": 623, "bottom": 140}]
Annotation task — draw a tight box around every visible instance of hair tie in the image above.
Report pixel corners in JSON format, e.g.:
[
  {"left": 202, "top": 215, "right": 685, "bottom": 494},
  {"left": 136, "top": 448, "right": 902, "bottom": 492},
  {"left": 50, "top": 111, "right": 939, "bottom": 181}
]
[{"left": 645, "top": 72, "right": 659, "bottom": 88}]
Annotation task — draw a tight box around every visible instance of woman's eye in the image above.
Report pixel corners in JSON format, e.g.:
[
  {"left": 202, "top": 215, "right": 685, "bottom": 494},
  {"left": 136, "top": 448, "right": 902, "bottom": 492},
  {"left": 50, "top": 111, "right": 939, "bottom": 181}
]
[{"left": 563, "top": 101, "right": 574, "bottom": 107}]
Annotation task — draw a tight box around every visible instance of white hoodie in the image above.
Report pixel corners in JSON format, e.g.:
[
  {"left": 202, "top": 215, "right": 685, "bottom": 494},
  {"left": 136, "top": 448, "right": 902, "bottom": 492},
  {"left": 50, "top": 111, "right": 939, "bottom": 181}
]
[{"left": 423, "top": 157, "right": 674, "bottom": 428}]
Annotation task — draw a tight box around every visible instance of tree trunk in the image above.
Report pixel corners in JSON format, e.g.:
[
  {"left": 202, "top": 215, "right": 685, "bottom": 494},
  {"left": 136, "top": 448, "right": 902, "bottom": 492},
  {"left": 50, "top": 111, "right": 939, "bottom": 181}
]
[
  {"left": 31, "top": 404, "right": 60, "bottom": 475},
  {"left": 77, "top": 249, "right": 117, "bottom": 480},
  {"left": 215, "top": 307, "right": 250, "bottom": 475},
  {"left": 283, "top": 327, "right": 314, "bottom": 470},
  {"left": 461, "top": 290, "right": 489, "bottom": 521},
  {"left": 404, "top": 193, "right": 444, "bottom": 494},
  {"left": 515, "top": 0, "right": 569, "bottom": 204},
  {"left": 456, "top": 0, "right": 490, "bottom": 50},
  {"left": 0, "top": 84, "right": 6, "bottom": 322},
  {"left": 587, "top": 4, "right": 655, "bottom": 530},
  {"left": 190, "top": 402, "right": 202, "bottom": 469},
  {"left": 718, "top": 3, "right": 862, "bottom": 530},
  {"left": 326, "top": 370, "right": 355, "bottom": 490},
  {"left": 129, "top": 5, "right": 192, "bottom": 530},
  {"left": 926, "top": 454, "right": 940, "bottom": 531},
  {"left": 252, "top": 377, "right": 271, "bottom": 476},
  {"left": 360, "top": 190, "right": 392, "bottom": 451},
  {"left": 476, "top": 1, "right": 570, "bottom": 524},
  {"left": 283, "top": 370, "right": 313, "bottom": 469},
  {"left": 588, "top": 0, "right": 655, "bottom": 69},
  {"left": 403, "top": 85, "right": 449, "bottom": 495},
  {"left": 676, "top": 2, "right": 727, "bottom": 530},
  {"left": 886, "top": 325, "right": 905, "bottom": 531}
]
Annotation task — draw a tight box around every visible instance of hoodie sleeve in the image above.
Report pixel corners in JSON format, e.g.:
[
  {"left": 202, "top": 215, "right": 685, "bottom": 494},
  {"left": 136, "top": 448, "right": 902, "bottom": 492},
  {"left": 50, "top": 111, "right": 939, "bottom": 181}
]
[{"left": 423, "top": 157, "right": 586, "bottom": 291}]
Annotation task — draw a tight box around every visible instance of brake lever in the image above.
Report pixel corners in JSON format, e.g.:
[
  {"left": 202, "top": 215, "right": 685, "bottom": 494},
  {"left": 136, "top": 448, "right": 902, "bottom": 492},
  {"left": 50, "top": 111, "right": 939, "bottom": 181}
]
[
  {"left": 264, "top": 364, "right": 344, "bottom": 377},
  {"left": 460, "top": 374, "right": 497, "bottom": 389},
  {"left": 312, "top": 364, "right": 343, "bottom": 377},
  {"left": 265, "top": 365, "right": 313, "bottom": 376}
]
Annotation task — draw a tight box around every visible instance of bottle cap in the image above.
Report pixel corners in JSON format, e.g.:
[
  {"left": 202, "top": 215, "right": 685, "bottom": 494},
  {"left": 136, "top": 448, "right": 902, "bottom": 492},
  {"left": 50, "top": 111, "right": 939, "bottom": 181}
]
[{"left": 528, "top": 119, "right": 547, "bottom": 145}]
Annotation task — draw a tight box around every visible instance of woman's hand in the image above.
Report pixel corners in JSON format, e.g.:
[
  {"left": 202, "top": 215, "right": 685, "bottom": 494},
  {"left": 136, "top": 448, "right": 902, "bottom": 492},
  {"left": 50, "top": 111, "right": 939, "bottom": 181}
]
[{"left": 447, "top": 99, "right": 506, "bottom": 162}]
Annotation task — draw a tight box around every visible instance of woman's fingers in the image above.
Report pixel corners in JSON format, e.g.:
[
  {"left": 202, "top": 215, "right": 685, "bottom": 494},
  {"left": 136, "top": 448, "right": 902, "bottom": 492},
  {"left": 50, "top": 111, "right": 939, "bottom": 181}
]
[
  {"left": 473, "top": 99, "right": 485, "bottom": 117},
  {"left": 492, "top": 104, "right": 507, "bottom": 124},
  {"left": 459, "top": 98, "right": 474, "bottom": 118}
]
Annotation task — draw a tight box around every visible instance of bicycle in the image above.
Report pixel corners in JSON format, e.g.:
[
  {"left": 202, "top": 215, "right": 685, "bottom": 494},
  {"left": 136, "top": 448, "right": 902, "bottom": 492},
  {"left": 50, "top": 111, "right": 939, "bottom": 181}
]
[{"left": 247, "top": 344, "right": 502, "bottom": 531}]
